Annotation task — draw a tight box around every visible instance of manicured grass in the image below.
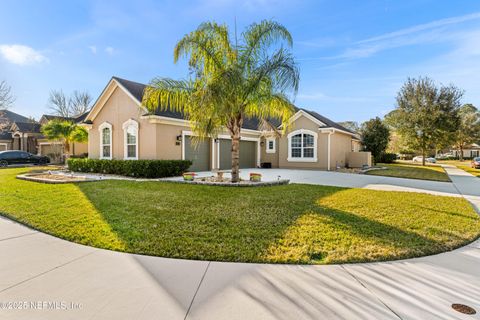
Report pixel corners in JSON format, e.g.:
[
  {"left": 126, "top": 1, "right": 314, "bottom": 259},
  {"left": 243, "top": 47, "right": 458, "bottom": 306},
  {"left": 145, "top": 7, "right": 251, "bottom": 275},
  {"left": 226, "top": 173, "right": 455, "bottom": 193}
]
[
  {"left": 439, "top": 160, "right": 480, "bottom": 177},
  {"left": 366, "top": 162, "right": 451, "bottom": 182},
  {"left": 1, "top": 167, "right": 479, "bottom": 264}
]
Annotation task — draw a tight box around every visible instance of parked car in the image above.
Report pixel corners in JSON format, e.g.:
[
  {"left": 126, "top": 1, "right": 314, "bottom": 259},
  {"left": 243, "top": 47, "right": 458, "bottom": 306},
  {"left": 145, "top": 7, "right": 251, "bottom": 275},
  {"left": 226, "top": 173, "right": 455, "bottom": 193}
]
[
  {"left": 472, "top": 157, "right": 480, "bottom": 169},
  {"left": 0, "top": 151, "right": 50, "bottom": 167},
  {"left": 413, "top": 156, "right": 437, "bottom": 163}
]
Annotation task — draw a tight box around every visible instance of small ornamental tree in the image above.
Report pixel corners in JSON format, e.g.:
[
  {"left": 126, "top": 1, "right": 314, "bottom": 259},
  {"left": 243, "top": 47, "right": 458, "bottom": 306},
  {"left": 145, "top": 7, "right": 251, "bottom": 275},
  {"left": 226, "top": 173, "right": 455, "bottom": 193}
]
[
  {"left": 41, "top": 120, "right": 88, "bottom": 160},
  {"left": 360, "top": 117, "right": 390, "bottom": 164}
]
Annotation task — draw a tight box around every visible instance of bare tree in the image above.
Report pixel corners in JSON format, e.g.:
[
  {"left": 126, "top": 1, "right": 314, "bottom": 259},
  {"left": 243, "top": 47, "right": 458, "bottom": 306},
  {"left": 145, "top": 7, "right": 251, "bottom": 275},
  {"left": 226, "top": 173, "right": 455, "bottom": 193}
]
[
  {"left": 69, "top": 90, "right": 92, "bottom": 117},
  {"left": 48, "top": 89, "right": 92, "bottom": 118},
  {"left": 48, "top": 90, "right": 70, "bottom": 117},
  {"left": 0, "top": 80, "right": 16, "bottom": 132}
]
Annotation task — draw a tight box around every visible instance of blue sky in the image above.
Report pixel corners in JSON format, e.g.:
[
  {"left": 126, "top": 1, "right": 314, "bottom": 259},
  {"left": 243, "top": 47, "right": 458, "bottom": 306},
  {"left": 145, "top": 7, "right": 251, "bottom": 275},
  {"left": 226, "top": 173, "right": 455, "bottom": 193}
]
[{"left": 1, "top": 0, "right": 480, "bottom": 123}]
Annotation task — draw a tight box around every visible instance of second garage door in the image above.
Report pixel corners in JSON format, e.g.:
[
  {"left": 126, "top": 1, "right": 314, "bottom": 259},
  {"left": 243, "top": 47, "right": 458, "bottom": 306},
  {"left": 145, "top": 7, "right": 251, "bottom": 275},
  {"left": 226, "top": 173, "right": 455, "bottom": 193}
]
[
  {"left": 185, "top": 137, "right": 210, "bottom": 172},
  {"left": 219, "top": 139, "right": 256, "bottom": 170}
]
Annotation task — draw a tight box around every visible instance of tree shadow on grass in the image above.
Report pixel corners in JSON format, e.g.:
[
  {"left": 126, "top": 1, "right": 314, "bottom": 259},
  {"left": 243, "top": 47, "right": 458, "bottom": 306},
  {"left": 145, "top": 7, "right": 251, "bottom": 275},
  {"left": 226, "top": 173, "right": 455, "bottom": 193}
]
[{"left": 73, "top": 180, "right": 460, "bottom": 265}]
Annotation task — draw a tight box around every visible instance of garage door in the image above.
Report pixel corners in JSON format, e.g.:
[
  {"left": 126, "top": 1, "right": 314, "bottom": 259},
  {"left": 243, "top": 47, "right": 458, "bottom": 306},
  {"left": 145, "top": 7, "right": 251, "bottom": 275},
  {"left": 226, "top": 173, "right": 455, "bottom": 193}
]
[
  {"left": 219, "top": 139, "right": 256, "bottom": 170},
  {"left": 185, "top": 137, "right": 210, "bottom": 172},
  {"left": 0, "top": 144, "right": 6, "bottom": 152}
]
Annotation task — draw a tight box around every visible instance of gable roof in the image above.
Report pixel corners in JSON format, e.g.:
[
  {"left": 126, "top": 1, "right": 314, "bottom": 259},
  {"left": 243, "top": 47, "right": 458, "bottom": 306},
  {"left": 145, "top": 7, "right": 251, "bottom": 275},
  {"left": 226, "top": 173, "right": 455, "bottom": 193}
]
[
  {"left": 298, "top": 108, "right": 357, "bottom": 134},
  {"left": 40, "top": 111, "right": 90, "bottom": 125},
  {"left": 92, "top": 76, "right": 357, "bottom": 136},
  {"left": 0, "top": 109, "right": 30, "bottom": 124},
  {"left": 11, "top": 122, "right": 42, "bottom": 133}
]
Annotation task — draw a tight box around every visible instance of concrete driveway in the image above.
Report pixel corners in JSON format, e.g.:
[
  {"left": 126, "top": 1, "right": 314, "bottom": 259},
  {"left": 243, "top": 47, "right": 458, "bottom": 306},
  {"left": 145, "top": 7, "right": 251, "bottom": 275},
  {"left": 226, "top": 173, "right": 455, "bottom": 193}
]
[
  {"left": 166, "top": 167, "right": 461, "bottom": 197},
  {"left": 1, "top": 165, "right": 480, "bottom": 319}
]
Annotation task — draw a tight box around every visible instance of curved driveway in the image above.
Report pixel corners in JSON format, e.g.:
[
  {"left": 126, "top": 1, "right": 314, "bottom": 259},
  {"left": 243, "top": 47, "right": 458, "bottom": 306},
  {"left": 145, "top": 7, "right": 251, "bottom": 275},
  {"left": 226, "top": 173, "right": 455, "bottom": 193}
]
[{"left": 1, "top": 166, "right": 479, "bottom": 320}]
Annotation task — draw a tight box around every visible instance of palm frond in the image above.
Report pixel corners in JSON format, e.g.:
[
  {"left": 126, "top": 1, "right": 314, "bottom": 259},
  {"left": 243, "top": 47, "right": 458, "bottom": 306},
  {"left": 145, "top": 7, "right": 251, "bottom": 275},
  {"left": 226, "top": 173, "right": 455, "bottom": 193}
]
[
  {"left": 142, "top": 78, "right": 193, "bottom": 114},
  {"left": 241, "top": 20, "right": 293, "bottom": 69}
]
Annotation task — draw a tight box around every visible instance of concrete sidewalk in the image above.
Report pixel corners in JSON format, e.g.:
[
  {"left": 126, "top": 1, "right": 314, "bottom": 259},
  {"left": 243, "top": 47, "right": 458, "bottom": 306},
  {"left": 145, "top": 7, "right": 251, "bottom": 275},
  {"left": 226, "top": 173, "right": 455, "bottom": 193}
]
[
  {"left": 1, "top": 218, "right": 479, "bottom": 320},
  {"left": 441, "top": 164, "right": 480, "bottom": 212}
]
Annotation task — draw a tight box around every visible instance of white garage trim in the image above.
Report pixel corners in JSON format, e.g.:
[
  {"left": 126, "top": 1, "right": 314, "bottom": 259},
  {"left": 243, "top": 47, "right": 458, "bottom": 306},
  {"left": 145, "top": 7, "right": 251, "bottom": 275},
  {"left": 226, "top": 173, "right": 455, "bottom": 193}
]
[{"left": 0, "top": 143, "right": 8, "bottom": 151}]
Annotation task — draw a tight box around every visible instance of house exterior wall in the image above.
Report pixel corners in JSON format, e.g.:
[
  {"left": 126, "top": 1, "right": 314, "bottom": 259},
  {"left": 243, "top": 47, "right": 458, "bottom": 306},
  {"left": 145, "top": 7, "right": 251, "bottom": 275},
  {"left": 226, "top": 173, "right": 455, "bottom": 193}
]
[
  {"left": 260, "top": 136, "right": 279, "bottom": 168},
  {"left": 346, "top": 151, "right": 372, "bottom": 168},
  {"left": 88, "top": 87, "right": 157, "bottom": 160},
  {"left": 330, "top": 132, "right": 352, "bottom": 169}
]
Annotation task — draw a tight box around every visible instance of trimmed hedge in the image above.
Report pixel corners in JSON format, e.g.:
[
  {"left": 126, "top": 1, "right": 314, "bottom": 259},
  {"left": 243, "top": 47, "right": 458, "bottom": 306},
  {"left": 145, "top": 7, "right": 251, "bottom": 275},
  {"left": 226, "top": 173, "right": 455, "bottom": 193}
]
[
  {"left": 378, "top": 152, "right": 397, "bottom": 164},
  {"left": 67, "top": 158, "right": 192, "bottom": 178}
]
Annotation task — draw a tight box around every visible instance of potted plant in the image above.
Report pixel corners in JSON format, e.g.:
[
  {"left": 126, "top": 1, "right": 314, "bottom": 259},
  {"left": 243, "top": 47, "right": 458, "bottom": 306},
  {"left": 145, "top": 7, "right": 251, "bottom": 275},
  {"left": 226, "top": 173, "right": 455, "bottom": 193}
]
[
  {"left": 249, "top": 173, "right": 262, "bottom": 182},
  {"left": 183, "top": 172, "right": 196, "bottom": 181}
]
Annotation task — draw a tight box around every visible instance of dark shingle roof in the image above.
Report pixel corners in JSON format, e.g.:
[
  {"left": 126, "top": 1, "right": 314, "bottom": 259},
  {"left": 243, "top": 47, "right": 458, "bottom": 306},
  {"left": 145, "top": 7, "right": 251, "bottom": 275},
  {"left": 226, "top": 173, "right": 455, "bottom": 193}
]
[
  {"left": 0, "top": 109, "right": 30, "bottom": 123},
  {"left": 41, "top": 110, "right": 90, "bottom": 124},
  {"left": 112, "top": 77, "right": 355, "bottom": 134},
  {"left": 0, "top": 131, "right": 11, "bottom": 140},
  {"left": 12, "top": 122, "right": 42, "bottom": 133},
  {"left": 299, "top": 108, "right": 357, "bottom": 134}
]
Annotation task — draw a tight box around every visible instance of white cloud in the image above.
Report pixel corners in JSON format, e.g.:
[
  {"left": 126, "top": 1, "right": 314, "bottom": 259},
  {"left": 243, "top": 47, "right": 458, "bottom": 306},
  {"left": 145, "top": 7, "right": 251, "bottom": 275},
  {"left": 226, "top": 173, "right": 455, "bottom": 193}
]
[
  {"left": 88, "top": 45, "right": 97, "bottom": 54},
  {"left": 0, "top": 44, "right": 48, "bottom": 65},
  {"left": 105, "top": 46, "right": 115, "bottom": 55},
  {"left": 358, "top": 12, "right": 480, "bottom": 44},
  {"left": 336, "top": 12, "right": 480, "bottom": 59}
]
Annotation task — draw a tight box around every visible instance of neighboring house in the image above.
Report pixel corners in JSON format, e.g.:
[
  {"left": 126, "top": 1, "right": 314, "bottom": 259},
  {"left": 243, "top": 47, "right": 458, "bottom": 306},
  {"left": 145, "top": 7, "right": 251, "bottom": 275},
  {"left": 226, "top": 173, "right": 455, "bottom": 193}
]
[
  {"left": 452, "top": 143, "right": 480, "bottom": 158},
  {"left": 84, "top": 77, "right": 370, "bottom": 171},
  {"left": 0, "top": 110, "right": 35, "bottom": 152},
  {"left": 37, "top": 113, "right": 89, "bottom": 159},
  {"left": 0, "top": 109, "right": 88, "bottom": 161}
]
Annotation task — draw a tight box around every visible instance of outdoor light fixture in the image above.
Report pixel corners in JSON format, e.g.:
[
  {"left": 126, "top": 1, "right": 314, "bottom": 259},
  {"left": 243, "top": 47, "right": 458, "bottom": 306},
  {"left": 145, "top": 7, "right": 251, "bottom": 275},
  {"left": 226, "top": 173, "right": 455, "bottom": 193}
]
[{"left": 176, "top": 135, "right": 182, "bottom": 141}]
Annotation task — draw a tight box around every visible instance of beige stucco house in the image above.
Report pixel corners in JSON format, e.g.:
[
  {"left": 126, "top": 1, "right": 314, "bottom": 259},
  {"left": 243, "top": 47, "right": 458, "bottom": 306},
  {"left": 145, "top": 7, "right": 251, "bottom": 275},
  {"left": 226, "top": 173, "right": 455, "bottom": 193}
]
[{"left": 84, "top": 77, "right": 369, "bottom": 171}]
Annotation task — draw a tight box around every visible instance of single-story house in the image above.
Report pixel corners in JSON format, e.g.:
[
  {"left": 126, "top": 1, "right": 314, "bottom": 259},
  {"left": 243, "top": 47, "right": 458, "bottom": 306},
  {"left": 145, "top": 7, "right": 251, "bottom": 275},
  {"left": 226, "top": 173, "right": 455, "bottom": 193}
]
[
  {"left": 0, "top": 109, "right": 88, "bottom": 161},
  {"left": 84, "top": 76, "right": 370, "bottom": 171},
  {"left": 453, "top": 144, "right": 480, "bottom": 158}
]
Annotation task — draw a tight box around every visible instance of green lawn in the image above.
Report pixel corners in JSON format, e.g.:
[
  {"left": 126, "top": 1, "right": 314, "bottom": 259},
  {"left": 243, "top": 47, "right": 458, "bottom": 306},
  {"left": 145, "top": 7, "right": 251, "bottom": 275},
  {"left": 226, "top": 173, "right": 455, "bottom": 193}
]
[
  {"left": 366, "top": 162, "right": 451, "bottom": 182},
  {"left": 439, "top": 160, "right": 480, "bottom": 177},
  {"left": 1, "top": 167, "right": 479, "bottom": 264}
]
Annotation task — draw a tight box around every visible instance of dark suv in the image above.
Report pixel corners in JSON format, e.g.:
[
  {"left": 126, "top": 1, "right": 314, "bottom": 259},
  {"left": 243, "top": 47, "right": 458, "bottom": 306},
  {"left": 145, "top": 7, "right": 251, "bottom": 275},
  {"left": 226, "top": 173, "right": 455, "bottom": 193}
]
[{"left": 0, "top": 151, "right": 50, "bottom": 167}]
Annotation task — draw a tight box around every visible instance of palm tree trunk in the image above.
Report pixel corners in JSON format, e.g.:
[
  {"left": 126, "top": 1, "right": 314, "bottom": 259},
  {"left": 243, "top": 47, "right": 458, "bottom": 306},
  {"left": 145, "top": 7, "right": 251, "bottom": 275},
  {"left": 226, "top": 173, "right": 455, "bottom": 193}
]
[{"left": 231, "top": 129, "right": 241, "bottom": 183}]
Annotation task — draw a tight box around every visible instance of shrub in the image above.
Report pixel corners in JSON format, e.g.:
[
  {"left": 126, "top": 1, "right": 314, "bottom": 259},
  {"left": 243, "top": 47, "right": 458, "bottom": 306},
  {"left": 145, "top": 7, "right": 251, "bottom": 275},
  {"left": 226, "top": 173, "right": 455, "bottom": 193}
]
[
  {"left": 69, "top": 153, "right": 88, "bottom": 159},
  {"left": 67, "top": 159, "right": 192, "bottom": 178},
  {"left": 378, "top": 152, "right": 397, "bottom": 163}
]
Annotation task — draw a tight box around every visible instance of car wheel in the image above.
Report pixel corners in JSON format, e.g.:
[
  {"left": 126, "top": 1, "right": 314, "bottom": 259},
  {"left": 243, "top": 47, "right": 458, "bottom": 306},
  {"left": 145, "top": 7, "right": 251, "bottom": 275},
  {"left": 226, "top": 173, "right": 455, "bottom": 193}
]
[{"left": 0, "top": 160, "right": 8, "bottom": 168}]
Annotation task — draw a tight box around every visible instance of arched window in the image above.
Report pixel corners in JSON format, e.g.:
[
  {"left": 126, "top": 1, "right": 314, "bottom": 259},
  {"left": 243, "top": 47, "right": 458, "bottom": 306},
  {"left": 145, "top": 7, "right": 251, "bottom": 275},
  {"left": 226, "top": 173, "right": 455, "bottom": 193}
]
[
  {"left": 287, "top": 129, "right": 317, "bottom": 162},
  {"left": 122, "top": 119, "right": 138, "bottom": 160},
  {"left": 98, "top": 122, "right": 112, "bottom": 159}
]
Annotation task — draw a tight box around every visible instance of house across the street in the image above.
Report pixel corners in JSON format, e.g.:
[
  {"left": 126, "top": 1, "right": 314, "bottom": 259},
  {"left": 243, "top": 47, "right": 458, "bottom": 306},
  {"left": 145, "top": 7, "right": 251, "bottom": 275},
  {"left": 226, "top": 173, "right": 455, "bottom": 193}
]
[
  {"left": 84, "top": 77, "right": 370, "bottom": 171},
  {"left": 0, "top": 109, "right": 88, "bottom": 161},
  {"left": 452, "top": 143, "right": 480, "bottom": 159}
]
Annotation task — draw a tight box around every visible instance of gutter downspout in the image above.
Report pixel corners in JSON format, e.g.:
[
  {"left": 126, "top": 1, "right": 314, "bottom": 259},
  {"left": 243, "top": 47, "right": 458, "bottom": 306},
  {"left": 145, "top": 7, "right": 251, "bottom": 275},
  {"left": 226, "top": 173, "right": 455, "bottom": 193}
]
[{"left": 327, "top": 130, "right": 334, "bottom": 171}]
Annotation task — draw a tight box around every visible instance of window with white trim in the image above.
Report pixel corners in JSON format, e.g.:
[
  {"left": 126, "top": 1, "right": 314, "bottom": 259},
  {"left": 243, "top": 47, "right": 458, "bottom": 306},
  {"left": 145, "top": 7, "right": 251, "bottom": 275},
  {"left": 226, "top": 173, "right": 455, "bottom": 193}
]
[
  {"left": 266, "top": 138, "right": 276, "bottom": 153},
  {"left": 99, "top": 122, "right": 112, "bottom": 159},
  {"left": 122, "top": 119, "right": 138, "bottom": 160},
  {"left": 287, "top": 129, "right": 317, "bottom": 162}
]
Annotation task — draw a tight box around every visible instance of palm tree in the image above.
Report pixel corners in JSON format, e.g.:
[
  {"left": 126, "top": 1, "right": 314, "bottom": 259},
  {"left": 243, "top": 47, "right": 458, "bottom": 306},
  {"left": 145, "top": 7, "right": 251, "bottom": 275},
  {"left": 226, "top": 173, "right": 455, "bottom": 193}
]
[
  {"left": 41, "top": 120, "right": 88, "bottom": 159},
  {"left": 142, "top": 20, "right": 299, "bottom": 182}
]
